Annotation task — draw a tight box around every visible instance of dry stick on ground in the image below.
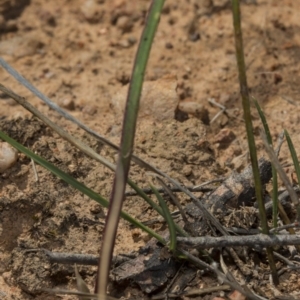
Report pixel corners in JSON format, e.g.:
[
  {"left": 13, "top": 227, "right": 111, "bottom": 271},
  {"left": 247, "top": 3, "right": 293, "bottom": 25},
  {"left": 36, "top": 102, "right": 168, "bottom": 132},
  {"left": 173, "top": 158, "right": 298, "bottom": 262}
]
[
  {"left": 25, "top": 232, "right": 300, "bottom": 267},
  {"left": 272, "top": 251, "right": 300, "bottom": 269},
  {"left": 177, "top": 234, "right": 300, "bottom": 249},
  {"left": 208, "top": 98, "right": 227, "bottom": 124},
  {"left": 24, "top": 249, "right": 134, "bottom": 266},
  {"left": 270, "top": 222, "right": 300, "bottom": 234}
]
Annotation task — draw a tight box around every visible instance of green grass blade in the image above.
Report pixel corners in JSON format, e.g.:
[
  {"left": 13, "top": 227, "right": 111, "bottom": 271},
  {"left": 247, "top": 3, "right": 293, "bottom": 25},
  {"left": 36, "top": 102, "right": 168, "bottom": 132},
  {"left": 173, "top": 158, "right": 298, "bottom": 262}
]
[
  {"left": 96, "top": 0, "right": 166, "bottom": 297},
  {"left": 0, "top": 129, "right": 165, "bottom": 244},
  {"left": 253, "top": 98, "right": 278, "bottom": 228},
  {"left": 231, "top": 0, "right": 278, "bottom": 284},
  {"left": 150, "top": 184, "right": 177, "bottom": 253}
]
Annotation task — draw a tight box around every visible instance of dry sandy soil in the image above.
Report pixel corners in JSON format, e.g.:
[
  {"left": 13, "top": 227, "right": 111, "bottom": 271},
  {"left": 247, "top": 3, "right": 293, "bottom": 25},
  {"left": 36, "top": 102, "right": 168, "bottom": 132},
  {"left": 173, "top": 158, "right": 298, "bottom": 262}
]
[{"left": 1, "top": 0, "right": 300, "bottom": 299}]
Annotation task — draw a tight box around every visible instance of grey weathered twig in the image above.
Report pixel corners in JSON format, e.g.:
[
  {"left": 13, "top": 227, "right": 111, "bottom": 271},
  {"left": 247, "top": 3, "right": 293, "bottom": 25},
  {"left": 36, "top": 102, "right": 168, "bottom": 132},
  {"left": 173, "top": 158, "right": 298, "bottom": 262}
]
[
  {"left": 177, "top": 234, "right": 300, "bottom": 249},
  {"left": 270, "top": 222, "right": 300, "bottom": 234},
  {"left": 24, "top": 249, "right": 133, "bottom": 266}
]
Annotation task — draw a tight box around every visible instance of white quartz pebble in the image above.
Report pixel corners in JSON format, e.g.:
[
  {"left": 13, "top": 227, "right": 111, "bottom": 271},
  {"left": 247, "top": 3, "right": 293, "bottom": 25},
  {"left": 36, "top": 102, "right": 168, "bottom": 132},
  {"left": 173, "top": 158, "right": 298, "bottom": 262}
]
[{"left": 0, "top": 142, "right": 18, "bottom": 173}]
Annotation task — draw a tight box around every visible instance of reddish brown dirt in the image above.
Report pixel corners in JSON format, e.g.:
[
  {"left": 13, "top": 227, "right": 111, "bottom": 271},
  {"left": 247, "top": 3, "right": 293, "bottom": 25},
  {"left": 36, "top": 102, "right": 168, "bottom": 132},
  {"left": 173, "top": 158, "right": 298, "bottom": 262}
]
[{"left": 1, "top": 0, "right": 300, "bottom": 299}]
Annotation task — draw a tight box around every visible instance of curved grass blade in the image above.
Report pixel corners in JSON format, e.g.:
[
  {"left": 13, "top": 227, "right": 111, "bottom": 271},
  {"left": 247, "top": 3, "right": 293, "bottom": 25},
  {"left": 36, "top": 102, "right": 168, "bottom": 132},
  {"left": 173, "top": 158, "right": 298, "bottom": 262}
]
[
  {"left": 150, "top": 184, "right": 177, "bottom": 253},
  {"left": 0, "top": 130, "right": 165, "bottom": 244}
]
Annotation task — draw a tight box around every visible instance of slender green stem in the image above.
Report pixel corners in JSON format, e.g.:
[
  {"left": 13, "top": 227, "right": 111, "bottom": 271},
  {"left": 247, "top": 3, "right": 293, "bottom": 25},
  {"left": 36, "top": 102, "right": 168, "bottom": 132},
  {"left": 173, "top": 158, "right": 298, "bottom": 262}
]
[
  {"left": 231, "top": 0, "right": 278, "bottom": 285},
  {"left": 96, "top": 0, "right": 165, "bottom": 297},
  {"left": 150, "top": 184, "right": 177, "bottom": 252}
]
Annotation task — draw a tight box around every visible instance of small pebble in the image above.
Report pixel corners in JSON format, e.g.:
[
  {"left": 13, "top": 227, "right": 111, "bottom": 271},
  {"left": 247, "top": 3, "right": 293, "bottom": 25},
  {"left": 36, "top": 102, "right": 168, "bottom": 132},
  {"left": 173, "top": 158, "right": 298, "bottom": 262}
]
[
  {"left": 118, "top": 39, "right": 131, "bottom": 48},
  {"left": 214, "top": 128, "right": 236, "bottom": 148},
  {"left": 189, "top": 32, "right": 200, "bottom": 42},
  {"left": 82, "top": 105, "right": 97, "bottom": 115},
  {"left": 178, "top": 100, "right": 209, "bottom": 124},
  {"left": 127, "top": 36, "right": 137, "bottom": 45},
  {"left": 165, "top": 42, "right": 173, "bottom": 49},
  {"left": 116, "top": 15, "right": 133, "bottom": 33},
  {"left": 182, "top": 165, "right": 192, "bottom": 176},
  {"left": 80, "top": 0, "right": 103, "bottom": 23},
  {"left": 0, "top": 142, "right": 18, "bottom": 173},
  {"left": 90, "top": 204, "right": 103, "bottom": 215},
  {"left": 58, "top": 98, "right": 75, "bottom": 110},
  {"left": 274, "top": 73, "right": 283, "bottom": 84}
]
